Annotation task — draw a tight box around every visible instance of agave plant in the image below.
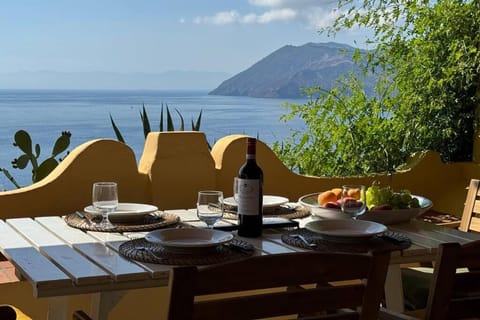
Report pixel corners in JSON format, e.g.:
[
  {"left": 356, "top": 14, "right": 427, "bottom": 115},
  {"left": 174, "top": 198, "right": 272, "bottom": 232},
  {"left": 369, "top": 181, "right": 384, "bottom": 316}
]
[{"left": 110, "top": 103, "right": 203, "bottom": 144}]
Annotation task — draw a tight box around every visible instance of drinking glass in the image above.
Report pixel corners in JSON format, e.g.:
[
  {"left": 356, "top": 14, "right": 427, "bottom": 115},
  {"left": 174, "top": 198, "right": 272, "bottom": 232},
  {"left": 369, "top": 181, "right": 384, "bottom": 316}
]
[
  {"left": 92, "top": 182, "right": 118, "bottom": 229},
  {"left": 197, "top": 190, "right": 224, "bottom": 228},
  {"left": 341, "top": 185, "right": 366, "bottom": 219}
]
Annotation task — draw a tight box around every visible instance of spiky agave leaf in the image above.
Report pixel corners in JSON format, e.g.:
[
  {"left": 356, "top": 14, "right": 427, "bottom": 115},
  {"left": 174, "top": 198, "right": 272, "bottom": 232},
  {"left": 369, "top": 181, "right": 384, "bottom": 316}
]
[
  {"left": 166, "top": 104, "right": 175, "bottom": 131},
  {"left": 192, "top": 109, "right": 203, "bottom": 131},
  {"left": 110, "top": 114, "right": 125, "bottom": 143},
  {"left": 140, "top": 103, "right": 151, "bottom": 138},
  {"left": 175, "top": 108, "right": 185, "bottom": 131},
  {"left": 159, "top": 102, "right": 164, "bottom": 132}
]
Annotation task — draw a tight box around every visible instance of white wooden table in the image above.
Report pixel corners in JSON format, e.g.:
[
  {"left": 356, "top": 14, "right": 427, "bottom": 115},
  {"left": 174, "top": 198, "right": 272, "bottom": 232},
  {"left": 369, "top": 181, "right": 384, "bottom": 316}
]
[{"left": 0, "top": 209, "right": 479, "bottom": 319}]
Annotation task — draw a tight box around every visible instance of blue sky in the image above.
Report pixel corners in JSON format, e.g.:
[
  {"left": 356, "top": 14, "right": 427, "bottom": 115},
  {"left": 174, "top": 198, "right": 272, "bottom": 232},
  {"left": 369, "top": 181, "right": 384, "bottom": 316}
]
[{"left": 1, "top": 0, "right": 369, "bottom": 75}]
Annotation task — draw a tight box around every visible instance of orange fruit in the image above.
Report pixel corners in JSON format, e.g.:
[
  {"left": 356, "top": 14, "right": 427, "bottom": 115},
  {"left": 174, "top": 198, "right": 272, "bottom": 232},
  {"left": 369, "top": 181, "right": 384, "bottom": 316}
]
[
  {"left": 347, "top": 188, "right": 361, "bottom": 200},
  {"left": 331, "top": 188, "right": 342, "bottom": 199},
  {"left": 318, "top": 191, "right": 338, "bottom": 206}
]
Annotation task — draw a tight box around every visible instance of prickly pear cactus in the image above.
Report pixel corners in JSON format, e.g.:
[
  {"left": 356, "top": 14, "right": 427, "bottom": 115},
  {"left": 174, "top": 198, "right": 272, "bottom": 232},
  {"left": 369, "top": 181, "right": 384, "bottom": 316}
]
[{"left": 11, "top": 130, "right": 71, "bottom": 184}]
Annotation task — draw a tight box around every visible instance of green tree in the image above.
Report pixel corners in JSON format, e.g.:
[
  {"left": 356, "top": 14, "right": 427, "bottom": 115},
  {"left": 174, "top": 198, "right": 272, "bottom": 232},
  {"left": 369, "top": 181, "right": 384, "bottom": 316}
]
[{"left": 274, "top": 0, "right": 480, "bottom": 176}]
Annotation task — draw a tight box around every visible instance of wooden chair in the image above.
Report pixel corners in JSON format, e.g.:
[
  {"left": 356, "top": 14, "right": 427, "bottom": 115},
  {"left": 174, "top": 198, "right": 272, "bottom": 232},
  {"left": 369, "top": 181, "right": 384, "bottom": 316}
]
[
  {"left": 167, "top": 250, "right": 391, "bottom": 320},
  {"left": 401, "top": 178, "right": 480, "bottom": 311},
  {"left": 459, "top": 178, "right": 480, "bottom": 232},
  {"left": 381, "top": 240, "right": 480, "bottom": 320}
]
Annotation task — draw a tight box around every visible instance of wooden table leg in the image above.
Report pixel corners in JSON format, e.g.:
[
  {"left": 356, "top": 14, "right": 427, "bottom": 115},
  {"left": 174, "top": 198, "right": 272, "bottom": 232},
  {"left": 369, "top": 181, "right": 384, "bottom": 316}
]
[
  {"left": 47, "top": 296, "right": 68, "bottom": 320},
  {"left": 384, "top": 264, "right": 405, "bottom": 312},
  {"left": 90, "top": 291, "right": 126, "bottom": 320}
]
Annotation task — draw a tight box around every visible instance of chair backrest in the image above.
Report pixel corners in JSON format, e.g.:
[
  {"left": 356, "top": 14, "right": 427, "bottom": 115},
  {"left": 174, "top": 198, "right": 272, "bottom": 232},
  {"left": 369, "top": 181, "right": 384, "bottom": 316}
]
[
  {"left": 459, "top": 179, "right": 480, "bottom": 232},
  {"left": 167, "top": 250, "right": 391, "bottom": 320},
  {"left": 425, "top": 240, "right": 480, "bottom": 320}
]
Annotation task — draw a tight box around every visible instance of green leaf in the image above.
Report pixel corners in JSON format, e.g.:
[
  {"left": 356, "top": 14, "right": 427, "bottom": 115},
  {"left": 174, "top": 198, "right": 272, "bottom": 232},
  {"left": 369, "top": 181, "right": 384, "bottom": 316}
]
[
  {"left": 35, "top": 144, "right": 40, "bottom": 158},
  {"left": 35, "top": 158, "right": 59, "bottom": 182},
  {"left": 13, "top": 154, "right": 30, "bottom": 169},
  {"left": 175, "top": 108, "right": 185, "bottom": 131},
  {"left": 51, "top": 132, "right": 71, "bottom": 157},
  {"left": 159, "top": 103, "right": 164, "bottom": 132},
  {"left": 140, "top": 103, "right": 151, "bottom": 138},
  {"left": 14, "top": 130, "right": 33, "bottom": 154},
  {"left": 166, "top": 104, "right": 175, "bottom": 131},
  {"left": 110, "top": 114, "right": 125, "bottom": 143},
  {"left": 192, "top": 109, "right": 203, "bottom": 131},
  {"left": 0, "top": 168, "right": 21, "bottom": 189}
]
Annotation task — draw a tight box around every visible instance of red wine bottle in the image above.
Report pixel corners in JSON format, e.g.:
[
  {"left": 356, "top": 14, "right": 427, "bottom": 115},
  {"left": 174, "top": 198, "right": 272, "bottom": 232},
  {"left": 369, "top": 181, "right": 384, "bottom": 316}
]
[{"left": 237, "top": 137, "right": 263, "bottom": 237}]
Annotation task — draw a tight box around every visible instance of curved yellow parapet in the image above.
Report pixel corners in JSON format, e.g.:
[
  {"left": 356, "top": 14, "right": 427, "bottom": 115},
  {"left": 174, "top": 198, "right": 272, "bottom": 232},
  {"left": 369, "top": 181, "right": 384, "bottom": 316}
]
[
  {"left": 0, "top": 131, "right": 476, "bottom": 219},
  {"left": 213, "top": 135, "right": 476, "bottom": 216},
  {"left": 0, "top": 139, "right": 149, "bottom": 218}
]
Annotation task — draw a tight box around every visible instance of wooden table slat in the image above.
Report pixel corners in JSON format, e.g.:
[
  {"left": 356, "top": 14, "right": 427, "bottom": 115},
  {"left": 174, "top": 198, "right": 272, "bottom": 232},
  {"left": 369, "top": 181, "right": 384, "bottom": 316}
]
[
  {"left": 89, "top": 231, "right": 171, "bottom": 279},
  {"left": 35, "top": 216, "right": 151, "bottom": 282},
  {"left": 7, "top": 218, "right": 112, "bottom": 285},
  {"left": 0, "top": 220, "right": 72, "bottom": 292}
]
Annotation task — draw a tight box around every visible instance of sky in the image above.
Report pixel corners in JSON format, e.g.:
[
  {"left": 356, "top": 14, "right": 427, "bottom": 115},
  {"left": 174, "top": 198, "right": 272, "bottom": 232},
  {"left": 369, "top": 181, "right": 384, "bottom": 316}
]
[{"left": 0, "top": 0, "right": 370, "bottom": 76}]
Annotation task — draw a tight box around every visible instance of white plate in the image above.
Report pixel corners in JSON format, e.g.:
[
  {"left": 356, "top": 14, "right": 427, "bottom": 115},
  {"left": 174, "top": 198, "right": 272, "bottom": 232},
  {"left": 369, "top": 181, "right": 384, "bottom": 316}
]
[
  {"left": 223, "top": 195, "right": 289, "bottom": 208},
  {"left": 145, "top": 228, "right": 234, "bottom": 249},
  {"left": 305, "top": 219, "right": 387, "bottom": 240},
  {"left": 298, "top": 192, "right": 433, "bottom": 224},
  {"left": 84, "top": 203, "right": 158, "bottom": 223}
]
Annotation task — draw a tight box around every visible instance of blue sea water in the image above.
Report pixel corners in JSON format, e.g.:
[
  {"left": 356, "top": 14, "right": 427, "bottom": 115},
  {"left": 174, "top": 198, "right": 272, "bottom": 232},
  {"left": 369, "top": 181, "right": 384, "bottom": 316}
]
[{"left": 0, "top": 89, "right": 308, "bottom": 189}]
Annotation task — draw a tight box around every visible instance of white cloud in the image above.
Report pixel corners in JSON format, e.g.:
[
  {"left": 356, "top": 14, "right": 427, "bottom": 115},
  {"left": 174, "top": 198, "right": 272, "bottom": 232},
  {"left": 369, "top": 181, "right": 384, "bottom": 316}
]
[
  {"left": 194, "top": 10, "right": 240, "bottom": 25},
  {"left": 301, "top": 7, "right": 341, "bottom": 29},
  {"left": 241, "top": 8, "right": 297, "bottom": 24},
  {"left": 192, "top": 0, "right": 340, "bottom": 28}
]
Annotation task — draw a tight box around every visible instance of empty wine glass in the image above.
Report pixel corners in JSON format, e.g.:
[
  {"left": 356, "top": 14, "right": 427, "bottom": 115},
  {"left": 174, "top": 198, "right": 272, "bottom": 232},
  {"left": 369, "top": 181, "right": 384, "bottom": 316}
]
[
  {"left": 341, "top": 185, "right": 366, "bottom": 219},
  {"left": 197, "top": 190, "right": 224, "bottom": 228},
  {"left": 92, "top": 182, "right": 118, "bottom": 229}
]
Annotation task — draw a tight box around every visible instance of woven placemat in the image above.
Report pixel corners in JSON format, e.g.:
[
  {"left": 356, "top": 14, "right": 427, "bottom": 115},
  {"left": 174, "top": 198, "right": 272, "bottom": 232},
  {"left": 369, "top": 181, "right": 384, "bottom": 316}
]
[
  {"left": 223, "top": 205, "right": 310, "bottom": 220},
  {"left": 64, "top": 212, "right": 180, "bottom": 232},
  {"left": 119, "top": 237, "right": 254, "bottom": 265},
  {"left": 281, "top": 229, "right": 411, "bottom": 253}
]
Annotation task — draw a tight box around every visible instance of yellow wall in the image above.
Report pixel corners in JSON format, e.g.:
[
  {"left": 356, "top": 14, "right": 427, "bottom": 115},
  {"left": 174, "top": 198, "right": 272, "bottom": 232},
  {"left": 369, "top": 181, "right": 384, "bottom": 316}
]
[
  {"left": 1, "top": 131, "right": 479, "bottom": 319},
  {"left": 0, "top": 131, "right": 477, "bottom": 218}
]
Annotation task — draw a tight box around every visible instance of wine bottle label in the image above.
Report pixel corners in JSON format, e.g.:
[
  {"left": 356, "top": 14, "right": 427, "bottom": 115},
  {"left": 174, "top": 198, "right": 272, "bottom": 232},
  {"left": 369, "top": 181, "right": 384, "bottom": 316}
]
[{"left": 236, "top": 178, "right": 261, "bottom": 216}]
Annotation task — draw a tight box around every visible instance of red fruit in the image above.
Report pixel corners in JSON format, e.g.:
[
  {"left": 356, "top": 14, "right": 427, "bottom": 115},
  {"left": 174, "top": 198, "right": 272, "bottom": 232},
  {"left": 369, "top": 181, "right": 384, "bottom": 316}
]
[
  {"left": 341, "top": 197, "right": 357, "bottom": 203},
  {"left": 324, "top": 201, "right": 340, "bottom": 209},
  {"left": 371, "top": 204, "right": 393, "bottom": 211}
]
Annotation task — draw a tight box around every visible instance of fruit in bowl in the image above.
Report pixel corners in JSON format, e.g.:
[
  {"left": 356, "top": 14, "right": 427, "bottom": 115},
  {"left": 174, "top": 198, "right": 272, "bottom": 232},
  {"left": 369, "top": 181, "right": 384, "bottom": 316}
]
[
  {"left": 316, "top": 187, "right": 364, "bottom": 210},
  {"left": 366, "top": 181, "right": 420, "bottom": 211},
  {"left": 298, "top": 182, "right": 433, "bottom": 224}
]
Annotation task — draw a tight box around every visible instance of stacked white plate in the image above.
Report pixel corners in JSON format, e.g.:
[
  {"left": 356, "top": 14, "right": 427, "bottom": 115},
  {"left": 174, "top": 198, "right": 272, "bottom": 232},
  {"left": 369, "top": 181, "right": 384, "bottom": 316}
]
[{"left": 84, "top": 203, "right": 159, "bottom": 223}]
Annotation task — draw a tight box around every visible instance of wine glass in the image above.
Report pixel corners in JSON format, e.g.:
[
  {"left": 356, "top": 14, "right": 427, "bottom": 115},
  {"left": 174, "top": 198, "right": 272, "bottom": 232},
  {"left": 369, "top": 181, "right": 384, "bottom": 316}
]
[
  {"left": 92, "top": 182, "right": 118, "bottom": 229},
  {"left": 341, "top": 185, "right": 367, "bottom": 219},
  {"left": 197, "top": 190, "right": 224, "bottom": 228}
]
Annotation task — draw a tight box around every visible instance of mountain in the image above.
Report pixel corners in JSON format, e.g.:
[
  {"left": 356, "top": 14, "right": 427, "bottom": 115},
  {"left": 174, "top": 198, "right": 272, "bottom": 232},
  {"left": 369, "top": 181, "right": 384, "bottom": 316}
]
[
  {"left": 209, "top": 42, "right": 375, "bottom": 99},
  {"left": 0, "top": 70, "right": 231, "bottom": 90}
]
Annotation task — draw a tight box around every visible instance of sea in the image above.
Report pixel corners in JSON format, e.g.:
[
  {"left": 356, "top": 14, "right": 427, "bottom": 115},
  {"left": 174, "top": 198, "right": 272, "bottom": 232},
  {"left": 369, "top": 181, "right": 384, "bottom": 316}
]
[{"left": 0, "top": 89, "right": 308, "bottom": 189}]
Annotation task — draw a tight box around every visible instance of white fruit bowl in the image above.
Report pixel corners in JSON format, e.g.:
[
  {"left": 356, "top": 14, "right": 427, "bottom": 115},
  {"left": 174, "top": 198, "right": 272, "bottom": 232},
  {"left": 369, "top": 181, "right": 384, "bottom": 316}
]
[{"left": 298, "top": 192, "right": 433, "bottom": 225}]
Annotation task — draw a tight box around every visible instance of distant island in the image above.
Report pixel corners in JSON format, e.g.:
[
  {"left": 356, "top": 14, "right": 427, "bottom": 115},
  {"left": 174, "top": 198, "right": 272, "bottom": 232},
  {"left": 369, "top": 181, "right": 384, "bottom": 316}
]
[{"left": 209, "top": 42, "right": 375, "bottom": 99}]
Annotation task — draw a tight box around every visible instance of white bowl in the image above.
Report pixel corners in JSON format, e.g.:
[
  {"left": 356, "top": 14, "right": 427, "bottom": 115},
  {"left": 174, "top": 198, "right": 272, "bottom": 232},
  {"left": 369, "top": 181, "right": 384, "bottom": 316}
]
[{"left": 298, "top": 192, "right": 433, "bottom": 225}]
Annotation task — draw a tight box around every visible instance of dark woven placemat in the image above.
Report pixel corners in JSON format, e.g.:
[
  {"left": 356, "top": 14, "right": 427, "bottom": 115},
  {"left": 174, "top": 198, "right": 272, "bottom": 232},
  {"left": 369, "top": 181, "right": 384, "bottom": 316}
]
[
  {"left": 119, "top": 237, "right": 254, "bottom": 265},
  {"left": 64, "top": 212, "right": 180, "bottom": 232},
  {"left": 223, "top": 205, "right": 310, "bottom": 220},
  {"left": 281, "top": 229, "right": 411, "bottom": 253}
]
